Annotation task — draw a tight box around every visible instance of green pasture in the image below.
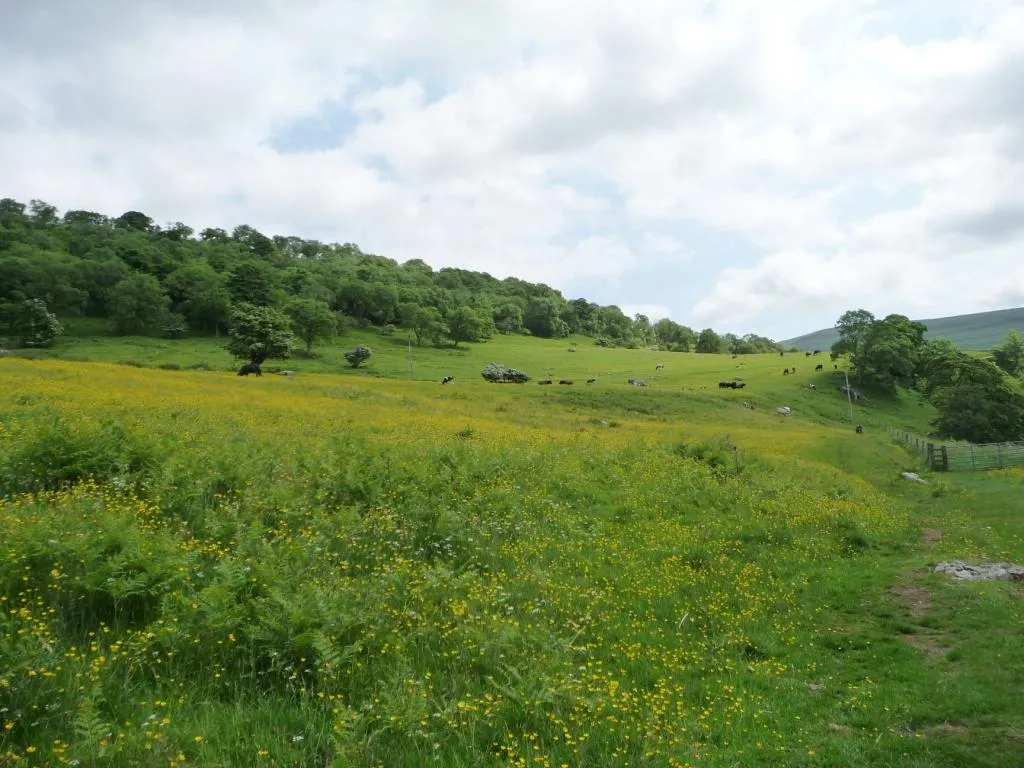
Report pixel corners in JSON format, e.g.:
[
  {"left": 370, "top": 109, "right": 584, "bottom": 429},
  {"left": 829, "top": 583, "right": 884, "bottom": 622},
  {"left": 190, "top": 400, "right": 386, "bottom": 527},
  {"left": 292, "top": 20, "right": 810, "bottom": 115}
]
[{"left": 0, "top": 344, "right": 1021, "bottom": 767}]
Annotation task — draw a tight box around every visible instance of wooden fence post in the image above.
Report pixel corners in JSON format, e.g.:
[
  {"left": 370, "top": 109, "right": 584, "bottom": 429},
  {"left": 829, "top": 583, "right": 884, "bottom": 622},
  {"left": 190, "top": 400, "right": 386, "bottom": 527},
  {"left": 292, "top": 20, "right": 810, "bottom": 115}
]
[
  {"left": 970, "top": 444, "right": 976, "bottom": 471},
  {"left": 927, "top": 443, "right": 935, "bottom": 469},
  {"left": 997, "top": 443, "right": 1004, "bottom": 469},
  {"left": 941, "top": 446, "right": 949, "bottom": 471}
]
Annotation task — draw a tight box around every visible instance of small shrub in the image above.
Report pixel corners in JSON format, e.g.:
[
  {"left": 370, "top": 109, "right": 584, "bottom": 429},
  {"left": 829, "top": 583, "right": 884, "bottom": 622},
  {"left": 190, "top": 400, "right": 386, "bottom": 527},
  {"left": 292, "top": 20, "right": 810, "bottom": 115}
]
[
  {"left": 0, "top": 418, "right": 158, "bottom": 495},
  {"left": 594, "top": 338, "right": 613, "bottom": 347},
  {"left": 189, "top": 361, "right": 212, "bottom": 370},
  {"left": 157, "top": 362, "right": 182, "bottom": 371},
  {"left": 381, "top": 324, "right": 397, "bottom": 336},
  {"left": 672, "top": 436, "right": 738, "bottom": 473},
  {"left": 117, "top": 359, "right": 146, "bottom": 368},
  {"left": 344, "top": 346, "right": 373, "bottom": 368}
]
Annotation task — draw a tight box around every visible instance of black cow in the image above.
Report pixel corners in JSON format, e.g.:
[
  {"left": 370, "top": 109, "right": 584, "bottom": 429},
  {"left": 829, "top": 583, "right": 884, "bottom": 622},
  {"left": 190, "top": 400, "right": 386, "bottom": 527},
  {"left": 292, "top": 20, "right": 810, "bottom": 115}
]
[
  {"left": 834, "top": 364, "right": 838, "bottom": 370},
  {"left": 441, "top": 375, "right": 454, "bottom": 384},
  {"left": 586, "top": 378, "right": 596, "bottom": 384},
  {"left": 237, "top": 362, "right": 262, "bottom": 376},
  {"left": 805, "top": 351, "right": 812, "bottom": 357},
  {"left": 719, "top": 381, "right": 731, "bottom": 388},
  {"left": 779, "top": 351, "right": 784, "bottom": 357},
  {"left": 559, "top": 380, "right": 574, "bottom": 385},
  {"left": 538, "top": 380, "right": 553, "bottom": 385},
  {"left": 783, "top": 368, "right": 790, "bottom": 375},
  {"left": 814, "top": 364, "right": 823, "bottom": 372},
  {"left": 813, "top": 350, "right": 821, "bottom": 355}
]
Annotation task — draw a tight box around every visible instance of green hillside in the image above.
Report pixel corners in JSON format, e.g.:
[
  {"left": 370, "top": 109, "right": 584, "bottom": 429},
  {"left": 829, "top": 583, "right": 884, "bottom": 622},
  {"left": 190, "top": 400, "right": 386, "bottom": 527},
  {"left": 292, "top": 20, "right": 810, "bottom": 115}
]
[{"left": 784, "top": 306, "right": 1024, "bottom": 352}]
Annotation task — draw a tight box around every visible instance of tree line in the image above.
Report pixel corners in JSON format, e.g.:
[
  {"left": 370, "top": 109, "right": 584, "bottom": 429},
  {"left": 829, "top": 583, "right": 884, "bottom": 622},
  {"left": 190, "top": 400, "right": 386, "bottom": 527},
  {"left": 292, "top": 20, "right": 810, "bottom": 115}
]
[
  {"left": 831, "top": 310, "right": 1024, "bottom": 443},
  {"left": 0, "top": 197, "right": 782, "bottom": 355}
]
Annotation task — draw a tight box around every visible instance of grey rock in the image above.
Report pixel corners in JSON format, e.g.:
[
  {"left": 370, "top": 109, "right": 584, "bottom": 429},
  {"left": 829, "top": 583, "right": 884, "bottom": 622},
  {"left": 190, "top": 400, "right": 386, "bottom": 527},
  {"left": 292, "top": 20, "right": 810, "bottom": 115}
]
[{"left": 933, "top": 561, "right": 1024, "bottom": 581}]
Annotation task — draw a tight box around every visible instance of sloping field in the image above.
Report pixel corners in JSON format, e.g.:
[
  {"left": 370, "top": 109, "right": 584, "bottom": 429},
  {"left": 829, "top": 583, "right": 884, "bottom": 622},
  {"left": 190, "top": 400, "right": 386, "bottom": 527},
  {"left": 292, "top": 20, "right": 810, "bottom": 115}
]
[{"left": 1, "top": 357, "right": 1021, "bottom": 767}]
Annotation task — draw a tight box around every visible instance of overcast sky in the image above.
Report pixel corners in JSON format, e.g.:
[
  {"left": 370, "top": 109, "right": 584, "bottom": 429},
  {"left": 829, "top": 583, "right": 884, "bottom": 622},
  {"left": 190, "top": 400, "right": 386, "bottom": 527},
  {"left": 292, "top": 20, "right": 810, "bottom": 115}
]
[{"left": 2, "top": 1, "right": 1022, "bottom": 339}]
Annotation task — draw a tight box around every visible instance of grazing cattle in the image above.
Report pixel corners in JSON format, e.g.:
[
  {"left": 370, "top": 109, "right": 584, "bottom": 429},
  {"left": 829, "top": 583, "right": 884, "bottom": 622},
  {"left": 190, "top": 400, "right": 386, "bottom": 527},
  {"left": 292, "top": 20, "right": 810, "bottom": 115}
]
[
  {"left": 805, "top": 351, "right": 812, "bottom": 357},
  {"left": 779, "top": 351, "right": 784, "bottom": 357},
  {"left": 628, "top": 379, "right": 647, "bottom": 387},
  {"left": 813, "top": 350, "right": 821, "bottom": 356},
  {"left": 783, "top": 368, "right": 790, "bottom": 375},
  {"left": 719, "top": 381, "right": 746, "bottom": 389},
  {"left": 586, "top": 378, "right": 596, "bottom": 384},
  {"left": 559, "top": 380, "right": 574, "bottom": 385},
  {"left": 807, "top": 383, "right": 816, "bottom": 390},
  {"left": 719, "top": 381, "right": 731, "bottom": 389},
  {"left": 538, "top": 380, "right": 553, "bottom": 385},
  {"left": 656, "top": 363, "right": 665, "bottom": 370},
  {"left": 792, "top": 366, "right": 796, "bottom": 372},
  {"left": 834, "top": 364, "right": 838, "bottom": 370},
  {"left": 731, "top": 354, "right": 738, "bottom": 359},
  {"left": 855, "top": 424, "right": 864, "bottom": 434},
  {"left": 441, "top": 375, "right": 454, "bottom": 384},
  {"left": 776, "top": 406, "right": 792, "bottom": 416},
  {"left": 815, "top": 364, "right": 823, "bottom": 371},
  {"left": 237, "top": 362, "right": 262, "bottom": 377}
]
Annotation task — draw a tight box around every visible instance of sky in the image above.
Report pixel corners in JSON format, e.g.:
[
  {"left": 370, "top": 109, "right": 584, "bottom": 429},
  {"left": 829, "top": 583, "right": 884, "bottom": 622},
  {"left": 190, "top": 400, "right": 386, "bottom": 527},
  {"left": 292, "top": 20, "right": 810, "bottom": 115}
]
[{"left": 1, "top": 0, "right": 1023, "bottom": 341}]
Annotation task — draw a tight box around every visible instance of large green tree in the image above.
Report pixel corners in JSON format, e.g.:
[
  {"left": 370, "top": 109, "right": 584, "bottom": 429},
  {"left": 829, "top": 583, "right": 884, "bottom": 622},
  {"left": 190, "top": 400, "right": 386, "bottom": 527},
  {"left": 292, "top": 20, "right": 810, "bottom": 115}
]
[
  {"left": 862, "top": 314, "right": 927, "bottom": 388},
  {"left": 446, "top": 306, "right": 489, "bottom": 347},
  {"left": 494, "top": 303, "right": 524, "bottom": 335},
  {"left": 696, "top": 328, "right": 722, "bottom": 354},
  {"left": 831, "top": 309, "right": 876, "bottom": 382},
  {"left": 285, "top": 297, "right": 335, "bottom": 355},
  {"left": 932, "top": 382, "right": 1024, "bottom": 443},
  {"left": 164, "top": 260, "right": 231, "bottom": 333},
  {"left": 107, "top": 273, "right": 170, "bottom": 335},
  {"left": 227, "top": 303, "right": 294, "bottom": 364},
  {"left": 992, "top": 330, "right": 1024, "bottom": 377},
  {"left": 400, "top": 303, "right": 445, "bottom": 346}
]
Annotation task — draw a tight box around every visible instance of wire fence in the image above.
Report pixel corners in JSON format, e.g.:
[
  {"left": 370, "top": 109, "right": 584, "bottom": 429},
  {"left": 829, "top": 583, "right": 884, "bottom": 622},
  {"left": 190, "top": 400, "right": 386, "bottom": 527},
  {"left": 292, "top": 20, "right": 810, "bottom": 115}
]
[{"left": 887, "top": 427, "right": 1024, "bottom": 471}]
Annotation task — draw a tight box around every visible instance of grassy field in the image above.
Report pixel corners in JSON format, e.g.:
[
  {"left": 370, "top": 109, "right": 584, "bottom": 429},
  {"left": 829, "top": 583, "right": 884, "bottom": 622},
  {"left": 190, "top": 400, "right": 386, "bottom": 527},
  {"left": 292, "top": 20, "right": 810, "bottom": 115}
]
[
  {"left": 1, "top": 334, "right": 1022, "bottom": 767},
  {"left": 782, "top": 306, "right": 1024, "bottom": 352}
]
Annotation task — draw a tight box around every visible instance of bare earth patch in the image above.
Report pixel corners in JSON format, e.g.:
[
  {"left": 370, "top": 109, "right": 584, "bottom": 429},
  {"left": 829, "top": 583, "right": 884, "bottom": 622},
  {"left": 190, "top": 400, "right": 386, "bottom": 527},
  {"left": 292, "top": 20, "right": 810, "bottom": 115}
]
[
  {"left": 889, "top": 582, "right": 933, "bottom": 618},
  {"left": 901, "top": 632, "right": 950, "bottom": 657},
  {"left": 921, "top": 528, "right": 943, "bottom": 547}
]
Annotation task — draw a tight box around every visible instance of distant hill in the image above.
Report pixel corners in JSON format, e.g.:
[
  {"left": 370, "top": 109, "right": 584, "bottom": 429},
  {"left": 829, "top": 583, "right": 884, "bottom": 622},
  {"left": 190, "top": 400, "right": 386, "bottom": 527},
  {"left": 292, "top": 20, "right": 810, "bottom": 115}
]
[{"left": 782, "top": 306, "right": 1024, "bottom": 352}]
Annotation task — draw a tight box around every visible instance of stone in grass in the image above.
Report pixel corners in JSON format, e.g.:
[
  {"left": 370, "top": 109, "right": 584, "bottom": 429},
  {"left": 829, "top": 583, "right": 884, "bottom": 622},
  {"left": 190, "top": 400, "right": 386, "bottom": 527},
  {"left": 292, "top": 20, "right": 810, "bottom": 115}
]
[{"left": 933, "top": 561, "right": 1024, "bottom": 582}]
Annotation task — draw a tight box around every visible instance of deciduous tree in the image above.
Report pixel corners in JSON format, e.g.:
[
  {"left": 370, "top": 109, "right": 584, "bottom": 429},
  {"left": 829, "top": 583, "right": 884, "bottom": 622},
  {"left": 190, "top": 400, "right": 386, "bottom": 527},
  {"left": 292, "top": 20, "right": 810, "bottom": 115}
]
[{"left": 227, "top": 303, "right": 294, "bottom": 364}]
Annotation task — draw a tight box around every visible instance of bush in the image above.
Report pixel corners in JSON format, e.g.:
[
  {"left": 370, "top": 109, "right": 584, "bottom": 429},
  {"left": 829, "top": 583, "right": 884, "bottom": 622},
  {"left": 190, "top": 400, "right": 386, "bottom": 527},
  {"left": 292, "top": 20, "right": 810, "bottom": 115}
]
[
  {"left": 344, "top": 346, "right": 373, "bottom": 368},
  {"left": 157, "top": 362, "right": 182, "bottom": 371},
  {"left": 594, "top": 337, "right": 613, "bottom": 347},
  {"left": 672, "top": 436, "right": 738, "bottom": 473},
  {"left": 481, "top": 362, "right": 530, "bottom": 383},
  {"left": 381, "top": 324, "right": 397, "bottom": 336}
]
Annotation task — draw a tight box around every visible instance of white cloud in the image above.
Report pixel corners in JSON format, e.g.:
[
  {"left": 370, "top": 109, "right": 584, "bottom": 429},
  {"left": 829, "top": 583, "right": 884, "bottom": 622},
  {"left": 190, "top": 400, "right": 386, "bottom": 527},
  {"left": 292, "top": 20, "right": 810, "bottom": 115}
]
[{"left": 1, "top": 0, "right": 1023, "bottom": 339}]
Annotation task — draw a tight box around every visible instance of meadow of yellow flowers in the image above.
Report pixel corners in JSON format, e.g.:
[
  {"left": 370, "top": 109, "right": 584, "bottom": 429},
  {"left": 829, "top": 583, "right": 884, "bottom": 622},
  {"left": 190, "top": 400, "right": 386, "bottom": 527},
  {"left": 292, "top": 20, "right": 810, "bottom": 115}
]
[{"left": 0, "top": 359, "right": 1018, "bottom": 767}]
